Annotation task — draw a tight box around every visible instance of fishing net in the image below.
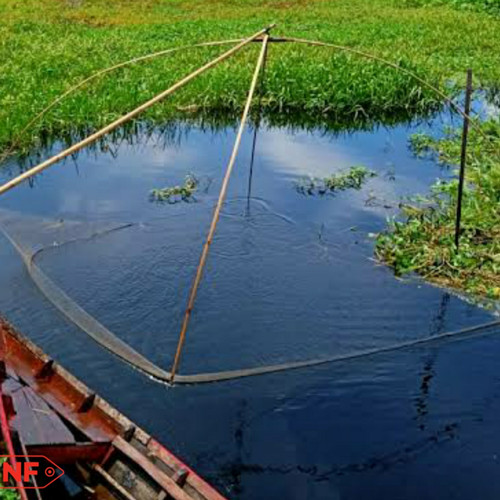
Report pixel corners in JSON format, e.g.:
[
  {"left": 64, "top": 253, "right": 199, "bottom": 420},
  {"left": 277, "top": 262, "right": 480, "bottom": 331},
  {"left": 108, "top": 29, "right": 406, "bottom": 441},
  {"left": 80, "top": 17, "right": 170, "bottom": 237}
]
[
  {"left": 1, "top": 32, "right": 498, "bottom": 385},
  {"left": 0, "top": 207, "right": 499, "bottom": 385},
  {"left": 0, "top": 209, "right": 172, "bottom": 381}
]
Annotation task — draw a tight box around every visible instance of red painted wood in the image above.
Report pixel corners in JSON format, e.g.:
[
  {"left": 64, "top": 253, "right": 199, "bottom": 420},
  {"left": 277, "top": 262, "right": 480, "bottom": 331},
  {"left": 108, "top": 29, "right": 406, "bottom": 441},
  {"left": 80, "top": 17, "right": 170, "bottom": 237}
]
[{"left": 26, "top": 442, "right": 110, "bottom": 465}]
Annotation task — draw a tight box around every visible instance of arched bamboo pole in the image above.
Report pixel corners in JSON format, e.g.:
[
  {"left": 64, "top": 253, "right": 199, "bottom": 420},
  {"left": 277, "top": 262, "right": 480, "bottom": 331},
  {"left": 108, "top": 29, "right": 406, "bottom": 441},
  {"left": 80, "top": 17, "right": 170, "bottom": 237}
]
[
  {"left": 2, "top": 33, "right": 491, "bottom": 167},
  {"left": 0, "top": 26, "right": 273, "bottom": 196},
  {"left": 0, "top": 39, "right": 247, "bottom": 164},
  {"left": 278, "top": 36, "right": 489, "bottom": 141}
]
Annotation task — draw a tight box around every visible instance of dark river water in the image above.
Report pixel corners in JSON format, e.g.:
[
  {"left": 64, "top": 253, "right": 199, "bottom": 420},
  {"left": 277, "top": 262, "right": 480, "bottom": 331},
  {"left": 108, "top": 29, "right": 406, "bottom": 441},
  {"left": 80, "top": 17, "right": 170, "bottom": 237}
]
[{"left": 0, "top": 104, "right": 499, "bottom": 499}]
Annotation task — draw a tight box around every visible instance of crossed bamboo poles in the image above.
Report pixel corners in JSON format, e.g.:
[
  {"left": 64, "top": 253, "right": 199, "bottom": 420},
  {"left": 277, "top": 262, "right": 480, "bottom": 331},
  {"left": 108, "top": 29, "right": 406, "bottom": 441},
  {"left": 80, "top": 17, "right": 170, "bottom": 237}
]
[
  {"left": 0, "top": 24, "right": 274, "bottom": 383},
  {"left": 0, "top": 25, "right": 487, "bottom": 384}
]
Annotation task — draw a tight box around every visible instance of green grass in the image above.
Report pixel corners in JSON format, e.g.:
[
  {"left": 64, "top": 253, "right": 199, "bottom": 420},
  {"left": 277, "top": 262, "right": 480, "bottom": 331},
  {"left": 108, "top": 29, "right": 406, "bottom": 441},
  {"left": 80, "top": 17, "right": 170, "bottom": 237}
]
[
  {"left": 404, "top": 0, "right": 500, "bottom": 15},
  {"left": 376, "top": 118, "right": 500, "bottom": 301},
  {"left": 1, "top": 0, "right": 499, "bottom": 300},
  {"left": 0, "top": 458, "right": 18, "bottom": 500},
  {"left": 1, "top": 0, "right": 500, "bottom": 156}
]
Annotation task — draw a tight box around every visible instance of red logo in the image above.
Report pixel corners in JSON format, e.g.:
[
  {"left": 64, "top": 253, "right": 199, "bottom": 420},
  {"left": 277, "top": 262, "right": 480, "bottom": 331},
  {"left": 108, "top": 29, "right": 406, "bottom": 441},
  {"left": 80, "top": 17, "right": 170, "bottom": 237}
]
[{"left": 0, "top": 456, "right": 64, "bottom": 489}]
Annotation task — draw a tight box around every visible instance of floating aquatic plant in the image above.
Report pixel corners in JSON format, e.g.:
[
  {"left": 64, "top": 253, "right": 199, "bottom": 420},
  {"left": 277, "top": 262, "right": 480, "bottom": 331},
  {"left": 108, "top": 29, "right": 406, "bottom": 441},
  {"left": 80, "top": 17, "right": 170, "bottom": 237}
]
[
  {"left": 5, "top": 0, "right": 500, "bottom": 157},
  {"left": 150, "top": 174, "right": 199, "bottom": 203},
  {"left": 377, "top": 119, "right": 500, "bottom": 300},
  {"left": 296, "top": 166, "right": 377, "bottom": 196}
]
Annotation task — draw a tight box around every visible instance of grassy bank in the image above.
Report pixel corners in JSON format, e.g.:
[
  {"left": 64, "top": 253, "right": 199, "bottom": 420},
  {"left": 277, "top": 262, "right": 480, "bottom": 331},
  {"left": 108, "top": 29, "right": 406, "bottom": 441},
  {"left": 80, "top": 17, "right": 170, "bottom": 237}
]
[
  {"left": 405, "top": 0, "right": 500, "bottom": 15},
  {"left": 376, "top": 118, "right": 500, "bottom": 301},
  {"left": 1, "top": 0, "right": 500, "bottom": 156}
]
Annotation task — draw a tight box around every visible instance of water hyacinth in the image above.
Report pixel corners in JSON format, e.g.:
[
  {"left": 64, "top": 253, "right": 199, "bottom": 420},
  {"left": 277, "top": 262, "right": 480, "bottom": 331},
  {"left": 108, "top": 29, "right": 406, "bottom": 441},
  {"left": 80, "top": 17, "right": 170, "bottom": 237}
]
[
  {"left": 296, "top": 166, "right": 377, "bottom": 196},
  {"left": 150, "top": 174, "right": 199, "bottom": 203},
  {"left": 2, "top": 0, "right": 500, "bottom": 157},
  {"left": 376, "top": 119, "right": 500, "bottom": 300}
]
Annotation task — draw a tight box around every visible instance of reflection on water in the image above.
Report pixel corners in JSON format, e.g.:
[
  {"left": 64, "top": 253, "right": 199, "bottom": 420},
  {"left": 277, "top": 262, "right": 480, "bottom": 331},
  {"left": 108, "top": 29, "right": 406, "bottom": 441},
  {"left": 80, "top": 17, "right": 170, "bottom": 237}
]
[{"left": 0, "top": 108, "right": 499, "bottom": 499}]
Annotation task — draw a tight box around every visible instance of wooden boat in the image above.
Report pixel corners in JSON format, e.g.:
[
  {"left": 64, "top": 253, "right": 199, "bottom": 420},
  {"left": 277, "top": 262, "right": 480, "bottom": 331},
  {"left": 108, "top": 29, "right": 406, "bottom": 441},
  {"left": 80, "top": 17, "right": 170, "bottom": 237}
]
[{"left": 0, "top": 317, "right": 226, "bottom": 500}]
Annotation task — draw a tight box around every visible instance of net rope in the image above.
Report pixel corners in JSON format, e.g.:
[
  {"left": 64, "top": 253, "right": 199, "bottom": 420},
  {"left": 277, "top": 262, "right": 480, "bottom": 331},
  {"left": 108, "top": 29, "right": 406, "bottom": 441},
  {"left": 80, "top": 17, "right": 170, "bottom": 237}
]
[
  {"left": 0, "top": 212, "right": 498, "bottom": 385},
  {"left": 1, "top": 31, "right": 499, "bottom": 384}
]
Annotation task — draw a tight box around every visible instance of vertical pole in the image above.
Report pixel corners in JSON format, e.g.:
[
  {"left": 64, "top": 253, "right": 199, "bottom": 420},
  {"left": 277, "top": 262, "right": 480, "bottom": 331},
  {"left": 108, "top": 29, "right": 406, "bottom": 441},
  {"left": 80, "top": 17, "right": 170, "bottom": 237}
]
[
  {"left": 246, "top": 41, "right": 269, "bottom": 217},
  {"left": 169, "top": 34, "right": 272, "bottom": 384},
  {"left": 454, "top": 69, "right": 473, "bottom": 249}
]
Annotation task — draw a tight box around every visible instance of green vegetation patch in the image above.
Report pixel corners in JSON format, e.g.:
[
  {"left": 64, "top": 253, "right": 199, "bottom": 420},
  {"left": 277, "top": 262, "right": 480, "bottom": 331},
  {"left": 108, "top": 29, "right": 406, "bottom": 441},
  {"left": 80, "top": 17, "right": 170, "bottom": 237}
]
[
  {"left": 0, "top": 458, "right": 18, "bottom": 500},
  {"left": 376, "top": 119, "right": 500, "bottom": 300},
  {"left": 2, "top": 0, "right": 500, "bottom": 157},
  {"left": 0, "top": 489, "right": 19, "bottom": 500},
  {"left": 150, "top": 174, "right": 198, "bottom": 203},
  {"left": 404, "top": 0, "right": 500, "bottom": 15},
  {"left": 0, "top": 489, "right": 17, "bottom": 500},
  {"left": 296, "top": 166, "right": 377, "bottom": 196}
]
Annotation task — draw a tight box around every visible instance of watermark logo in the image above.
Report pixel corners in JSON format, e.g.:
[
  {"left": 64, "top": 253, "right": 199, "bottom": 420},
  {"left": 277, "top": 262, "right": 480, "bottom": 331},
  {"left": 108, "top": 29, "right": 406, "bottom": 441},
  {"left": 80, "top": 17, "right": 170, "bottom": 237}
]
[{"left": 0, "top": 456, "right": 64, "bottom": 489}]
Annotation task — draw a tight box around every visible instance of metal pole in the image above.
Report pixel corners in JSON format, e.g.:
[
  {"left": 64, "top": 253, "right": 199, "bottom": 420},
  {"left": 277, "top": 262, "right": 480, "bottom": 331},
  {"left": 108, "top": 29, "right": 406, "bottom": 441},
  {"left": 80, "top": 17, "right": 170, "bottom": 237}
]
[
  {"left": 169, "top": 33, "right": 272, "bottom": 384},
  {"left": 455, "top": 69, "right": 473, "bottom": 249},
  {"left": 0, "top": 26, "right": 274, "bottom": 197}
]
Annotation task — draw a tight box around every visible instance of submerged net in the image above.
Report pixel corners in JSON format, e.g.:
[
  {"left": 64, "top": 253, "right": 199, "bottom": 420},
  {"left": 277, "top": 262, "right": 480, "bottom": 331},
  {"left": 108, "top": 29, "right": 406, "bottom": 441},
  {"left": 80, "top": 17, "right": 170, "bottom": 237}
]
[
  {"left": 0, "top": 208, "right": 499, "bottom": 385},
  {"left": 0, "top": 209, "right": 172, "bottom": 381}
]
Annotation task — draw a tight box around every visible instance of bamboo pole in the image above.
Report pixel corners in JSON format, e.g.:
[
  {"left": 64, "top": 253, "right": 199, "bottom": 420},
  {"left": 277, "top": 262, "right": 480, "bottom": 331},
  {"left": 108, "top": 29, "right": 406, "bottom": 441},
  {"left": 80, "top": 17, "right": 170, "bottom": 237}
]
[
  {"left": 0, "top": 39, "right": 250, "bottom": 164},
  {"left": 279, "top": 36, "right": 489, "bottom": 141},
  {"left": 0, "top": 26, "right": 274, "bottom": 196},
  {"left": 169, "top": 33, "right": 271, "bottom": 384}
]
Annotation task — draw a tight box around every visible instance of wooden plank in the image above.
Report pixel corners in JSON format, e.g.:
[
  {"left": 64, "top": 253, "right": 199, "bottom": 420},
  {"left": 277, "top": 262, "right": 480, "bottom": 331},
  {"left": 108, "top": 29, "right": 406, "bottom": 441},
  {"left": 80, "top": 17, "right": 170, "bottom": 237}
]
[
  {"left": 148, "top": 439, "right": 226, "bottom": 500},
  {"left": 94, "top": 464, "right": 138, "bottom": 500},
  {"left": 1, "top": 323, "right": 119, "bottom": 442},
  {"left": 11, "top": 387, "right": 75, "bottom": 446},
  {"left": 113, "top": 436, "right": 194, "bottom": 500},
  {"left": 0, "top": 319, "right": 225, "bottom": 499},
  {"left": 27, "top": 442, "right": 110, "bottom": 465}
]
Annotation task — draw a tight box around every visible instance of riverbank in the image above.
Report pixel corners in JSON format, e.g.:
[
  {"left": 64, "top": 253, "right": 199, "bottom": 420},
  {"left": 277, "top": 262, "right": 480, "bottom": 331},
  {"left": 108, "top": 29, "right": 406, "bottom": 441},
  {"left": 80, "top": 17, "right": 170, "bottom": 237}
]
[
  {"left": 376, "top": 117, "right": 500, "bottom": 302},
  {"left": 1, "top": 0, "right": 500, "bottom": 156}
]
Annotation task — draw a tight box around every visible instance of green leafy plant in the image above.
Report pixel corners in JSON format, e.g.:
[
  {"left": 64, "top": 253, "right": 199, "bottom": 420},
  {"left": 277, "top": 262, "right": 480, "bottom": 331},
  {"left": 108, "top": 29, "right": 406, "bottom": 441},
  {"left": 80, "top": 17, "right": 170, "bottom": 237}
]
[
  {"left": 2, "top": 0, "right": 500, "bottom": 158},
  {"left": 0, "top": 489, "right": 18, "bottom": 500},
  {"left": 296, "top": 166, "right": 377, "bottom": 196},
  {"left": 150, "top": 174, "right": 198, "bottom": 203},
  {"left": 0, "top": 458, "right": 18, "bottom": 500},
  {"left": 377, "top": 119, "right": 500, "bottom": 300}
]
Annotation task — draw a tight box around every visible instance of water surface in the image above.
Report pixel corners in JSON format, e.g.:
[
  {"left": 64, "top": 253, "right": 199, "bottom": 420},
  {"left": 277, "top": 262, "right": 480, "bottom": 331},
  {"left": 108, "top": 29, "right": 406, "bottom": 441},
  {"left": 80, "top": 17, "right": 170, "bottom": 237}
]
[{"left": 0, "top": 110, "right": 498, "bottom": 499}]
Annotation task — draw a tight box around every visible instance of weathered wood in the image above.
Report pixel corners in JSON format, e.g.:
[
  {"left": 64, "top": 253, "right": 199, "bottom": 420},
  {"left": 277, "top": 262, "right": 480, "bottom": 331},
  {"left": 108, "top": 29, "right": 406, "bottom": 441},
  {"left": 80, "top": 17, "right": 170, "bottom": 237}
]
[
  {"left": 35, "top": 359, "right": 54, "bottom": 380},
  {"left": 114, "top": 436, "right": 194, "bottom": 500},
  {"left": 173, "top": 468, "right": 189, "bottom": 487},
  {"left": 10, "top": 386, "right": 75, "bottom": 446},
  {"left": 0, "top": 317, "right": 225, "bottom": 499},
  {"left": 94, "top": 464, "right": 138, "bottom": 500},
  {"left": 122, "top": 424, "right": 136, "bottom": 442},
  {"left": 27, "top": 442, "right": 110, "bottom": 465},
  {"left": 78, "top": 392, "right": 97, "bottom": 413},
  {"left": 148, "top": 439, "right": 227, "bottom": 500}
]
